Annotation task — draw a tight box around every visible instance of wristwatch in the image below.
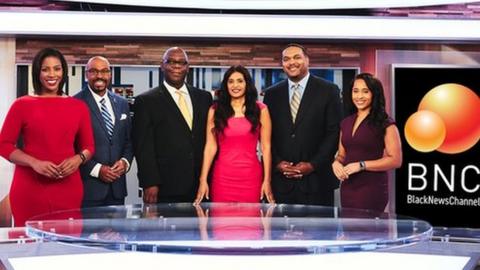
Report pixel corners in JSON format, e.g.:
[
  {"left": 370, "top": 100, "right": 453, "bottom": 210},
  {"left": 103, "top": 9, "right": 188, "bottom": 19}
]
[
  {"left": 359, "top": 161, "right": 366, "bottom": 171},
  {"left": 78, "top": 152, "right": 87, "bottom": 164}
]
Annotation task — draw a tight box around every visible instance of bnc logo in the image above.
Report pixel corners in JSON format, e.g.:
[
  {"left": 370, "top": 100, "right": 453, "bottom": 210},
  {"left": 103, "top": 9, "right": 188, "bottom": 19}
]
[{"left": 404, "top": 83, "right": 480, "bottom": 154}]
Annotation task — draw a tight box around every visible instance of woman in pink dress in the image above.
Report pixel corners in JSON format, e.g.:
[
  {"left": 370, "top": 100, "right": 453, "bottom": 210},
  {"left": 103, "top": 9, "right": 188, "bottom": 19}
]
[
  {"left": 194, "top": 65, "right": 275, "bottom": 204},
  {"left": 332, "top": 73, "right": 402, "bottom": 212},
  {"left": 0, "top": 48, "right": 95, "bottom": 226}
]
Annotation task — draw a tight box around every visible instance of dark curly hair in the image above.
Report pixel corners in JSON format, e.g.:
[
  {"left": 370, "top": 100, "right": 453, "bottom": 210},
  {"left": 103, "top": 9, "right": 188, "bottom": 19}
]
[
  {"left": 344, "top": 73, "right": 389, "bottom": 135},
  {"left": 32, "top": 48, "right": 68, "bottom": 95},
  {"left": 214, "top": 65, "right": 259, "bottom": 134}
]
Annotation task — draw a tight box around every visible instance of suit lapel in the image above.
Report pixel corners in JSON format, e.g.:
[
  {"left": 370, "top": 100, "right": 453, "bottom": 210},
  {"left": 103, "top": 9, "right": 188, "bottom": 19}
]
[
  {"left": 293, "top": 77, "right": 315, "bottom": 127},
  {"left": 278, "top": 81, "right": 294, "bottom": 128},
  {"left": 187, "top": 86, "right": 200, "bottom": 132},
  {"left": 83, "top": 88, "right": 110, "bottom": 138},
  {"left": 108, "top": 91, "right": 121, "bottom": 139}
]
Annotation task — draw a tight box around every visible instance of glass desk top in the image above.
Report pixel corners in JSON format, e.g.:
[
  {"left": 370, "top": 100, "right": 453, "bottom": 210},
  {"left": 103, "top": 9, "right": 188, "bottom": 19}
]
[{"left": 25, "top": 203, "right": 432, "bottom": 255}]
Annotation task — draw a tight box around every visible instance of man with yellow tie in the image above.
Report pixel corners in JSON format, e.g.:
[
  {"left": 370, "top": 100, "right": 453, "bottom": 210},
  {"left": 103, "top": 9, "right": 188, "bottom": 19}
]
[{"left": 132, "top": 47, "right": 212, "bottom": 203}]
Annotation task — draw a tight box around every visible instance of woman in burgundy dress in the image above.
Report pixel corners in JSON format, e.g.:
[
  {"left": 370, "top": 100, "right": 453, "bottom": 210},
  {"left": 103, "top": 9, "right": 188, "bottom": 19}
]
[
  {"left": 194, "top": 65, "right": 275, "bottom": 204},
  {"left": 0, "top": 48, "right": 94, "bottom": 226},
  {"left": 332, "top": 73, "right": 402, "bottom": 212}
]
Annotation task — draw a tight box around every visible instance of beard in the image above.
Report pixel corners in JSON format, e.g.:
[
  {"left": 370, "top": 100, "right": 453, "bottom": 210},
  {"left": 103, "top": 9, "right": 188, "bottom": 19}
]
[{"left": 90, "top": 79, "right": 109, "bottom": 93}]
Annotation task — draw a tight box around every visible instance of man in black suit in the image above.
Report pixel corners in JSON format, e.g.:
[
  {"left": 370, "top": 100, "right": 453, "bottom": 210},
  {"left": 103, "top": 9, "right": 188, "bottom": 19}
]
[
  {"left": 263, "top": 44, "right": 341, "bottom": 206},
  {"left": 75, "top": 56, "right": 133, "bottom": 207},
  {"left": 132, "top": 47, "right": 212, "bottom": 203}
]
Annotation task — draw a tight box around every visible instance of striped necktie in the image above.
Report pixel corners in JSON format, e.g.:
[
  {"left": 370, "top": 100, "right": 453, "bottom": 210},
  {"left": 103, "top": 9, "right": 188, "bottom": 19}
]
[
  {"left": 290, "top": 84, "right": 301, "bottom": 123},
  {"left": 100, "top": 97, "right": 114, "bottom": 139},
  {"left": 176, "top": 90, "right": 192, "bottom": 130}
]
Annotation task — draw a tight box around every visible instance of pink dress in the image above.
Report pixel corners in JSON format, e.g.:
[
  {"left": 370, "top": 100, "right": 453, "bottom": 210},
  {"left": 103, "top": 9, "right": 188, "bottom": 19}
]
[
  {"left": 211, "top": 102, "right": 266, "bottom": 202},
  {"left": 210, "top": 204, "right": 262, "bottom": 240}
]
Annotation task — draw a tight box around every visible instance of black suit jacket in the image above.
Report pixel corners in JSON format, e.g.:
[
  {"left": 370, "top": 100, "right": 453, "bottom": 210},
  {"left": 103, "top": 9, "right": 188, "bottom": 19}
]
[
  {"left": 132, "top": 84, "right": 212, "bottom": 198},
  {"left": 263, "top": 75, "right": 341, "bottom": 197},
  {"left": 74, "top": 88, "right": 134, "bottom": 201}
]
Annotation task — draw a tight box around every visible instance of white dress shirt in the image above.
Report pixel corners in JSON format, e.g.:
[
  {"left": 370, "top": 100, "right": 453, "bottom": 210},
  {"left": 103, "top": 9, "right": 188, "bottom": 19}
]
[
  {"left": 288, "top": 72, "right": 310, "bottom": 102},
  {"left": 163, "top": 81, "right": 193, "bottom": 119}
]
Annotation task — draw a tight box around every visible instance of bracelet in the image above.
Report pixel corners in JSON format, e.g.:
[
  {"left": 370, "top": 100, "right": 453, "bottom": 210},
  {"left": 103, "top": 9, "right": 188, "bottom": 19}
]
[
  {"left": 78, "top": 152, "right": 86, "bottom": 164},
  {"left": 359, "top": 161, "right": 366, "bottom": 171}
]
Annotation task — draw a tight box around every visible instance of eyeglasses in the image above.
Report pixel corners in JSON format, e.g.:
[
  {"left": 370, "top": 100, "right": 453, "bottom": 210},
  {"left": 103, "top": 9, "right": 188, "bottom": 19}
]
[
  {"left": 87, "top": 69, "right": 111, "bottom": 76},
  {"left": 163, "top": 60, "right": 188, "bottom": 67}
]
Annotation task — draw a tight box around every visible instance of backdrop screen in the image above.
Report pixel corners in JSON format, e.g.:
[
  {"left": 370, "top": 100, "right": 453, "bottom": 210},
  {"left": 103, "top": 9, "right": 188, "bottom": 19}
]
[{"left": 393, "top": 66, "right": 480, "bottom": 228}]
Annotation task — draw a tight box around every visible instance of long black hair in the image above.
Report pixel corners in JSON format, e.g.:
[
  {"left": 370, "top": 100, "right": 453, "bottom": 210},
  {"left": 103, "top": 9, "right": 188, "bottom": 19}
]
[
  {"left": 344, "top": 73, "right": 389, "bottom": 134},
  {"left": 32, "top": 48, "right": 68, "bottom": 95},
  {"left": 214, "top": 65, "right": 259, "bottom": 134}
]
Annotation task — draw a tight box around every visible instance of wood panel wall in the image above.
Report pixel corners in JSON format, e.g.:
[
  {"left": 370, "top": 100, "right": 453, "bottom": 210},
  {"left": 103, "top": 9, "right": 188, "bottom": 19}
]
[
  {"left": 15, "top": 38, "right": 480, "bottom": 72},
  {"left": 16, "top": 38, "right": 365, "bottom": 67}
]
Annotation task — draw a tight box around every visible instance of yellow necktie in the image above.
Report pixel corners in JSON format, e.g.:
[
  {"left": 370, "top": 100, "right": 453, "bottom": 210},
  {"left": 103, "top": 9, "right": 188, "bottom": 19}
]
[{"left": 176, "top": 90, "right": 192, "bottom": 129}]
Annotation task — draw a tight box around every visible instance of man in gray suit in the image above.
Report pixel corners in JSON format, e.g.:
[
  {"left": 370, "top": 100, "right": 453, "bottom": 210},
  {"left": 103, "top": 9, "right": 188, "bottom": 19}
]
[{"left": 75, "top": 56, "right": 133, "bottom": 207}]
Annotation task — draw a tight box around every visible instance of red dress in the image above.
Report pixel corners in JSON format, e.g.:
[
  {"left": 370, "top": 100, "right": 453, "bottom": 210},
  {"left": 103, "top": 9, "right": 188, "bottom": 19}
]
[
  {"left": 211, "top": 102, "right": 266, "bottom": 203},
  {"left": 0, "top": 96, "right": 94, "bottom": 226}
]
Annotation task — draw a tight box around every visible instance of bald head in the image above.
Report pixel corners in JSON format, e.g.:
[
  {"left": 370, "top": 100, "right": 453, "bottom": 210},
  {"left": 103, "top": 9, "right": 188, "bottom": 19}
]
[
  {"left": 87, "top": 56, "right": 110, "bottom": 69},
  {"left": 161, "top": 47, "right": 190, "bottom": 89},
  {"left": 86, "top": 56, "right": 112, "bottom": 96},
  {"left": 162, "top": 47, "right": 188, "bottom": 63}
]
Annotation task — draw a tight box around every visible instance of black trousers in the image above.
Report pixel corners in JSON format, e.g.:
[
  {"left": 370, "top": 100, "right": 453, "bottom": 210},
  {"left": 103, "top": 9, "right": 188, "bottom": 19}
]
[{"left": 274, "top": 181, "right": 334, "bottom": 206}]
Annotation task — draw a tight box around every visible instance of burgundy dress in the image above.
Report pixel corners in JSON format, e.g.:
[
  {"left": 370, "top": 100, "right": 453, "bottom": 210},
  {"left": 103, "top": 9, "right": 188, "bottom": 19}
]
[
  {"left": 340, "top": 114, "right": 395, "bottom": 212},
  {"left": 210, "top": 102, "right": 266, "bottom": 203},
  {"left": 0, "top": 96, "right": 94, "bottom": 226}
]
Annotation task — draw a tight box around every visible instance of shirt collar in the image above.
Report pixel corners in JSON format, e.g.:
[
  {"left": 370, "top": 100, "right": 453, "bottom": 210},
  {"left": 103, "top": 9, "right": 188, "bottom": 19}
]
[
  {"left": 88, "top": 86, "right": 110, "bottom": 103},
  {"left": 288, "top": 72, "right": 310, "bottom": 91},
  {"left": 163, "top": 81, "right": 189, "bottom": 96}
]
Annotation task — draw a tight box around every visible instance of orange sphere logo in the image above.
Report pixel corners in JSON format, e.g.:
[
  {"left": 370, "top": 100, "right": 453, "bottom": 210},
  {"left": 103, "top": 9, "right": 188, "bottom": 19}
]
[
  {"left": 405, "top": 110, "right": 446, "bottom": 152},
  {"left": 404, "top": 83, "right": 480, "bottom": 154}
]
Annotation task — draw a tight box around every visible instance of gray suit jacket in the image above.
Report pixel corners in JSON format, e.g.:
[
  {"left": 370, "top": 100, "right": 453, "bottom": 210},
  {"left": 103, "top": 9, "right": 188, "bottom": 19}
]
[{"left": 74, "top": 88, "right": 133, "bottom": 202}]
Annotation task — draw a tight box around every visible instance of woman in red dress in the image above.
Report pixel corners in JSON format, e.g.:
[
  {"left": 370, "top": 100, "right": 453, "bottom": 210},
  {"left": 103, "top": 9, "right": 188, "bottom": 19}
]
[
  {"left": 194, "top": 65, "right": 275, "bottom": 204},
  {"left": 0, "top": 48, "right": 95, "bottom": 226},
  {"left": 332, "top": 73, "right": 402, "bottom": 212}
]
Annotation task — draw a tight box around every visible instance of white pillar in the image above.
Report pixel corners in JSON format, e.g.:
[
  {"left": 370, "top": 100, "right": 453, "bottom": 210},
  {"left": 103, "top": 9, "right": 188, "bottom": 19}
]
[{"left": 0, "top": 38, "right": 16, "bottom": 202}]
